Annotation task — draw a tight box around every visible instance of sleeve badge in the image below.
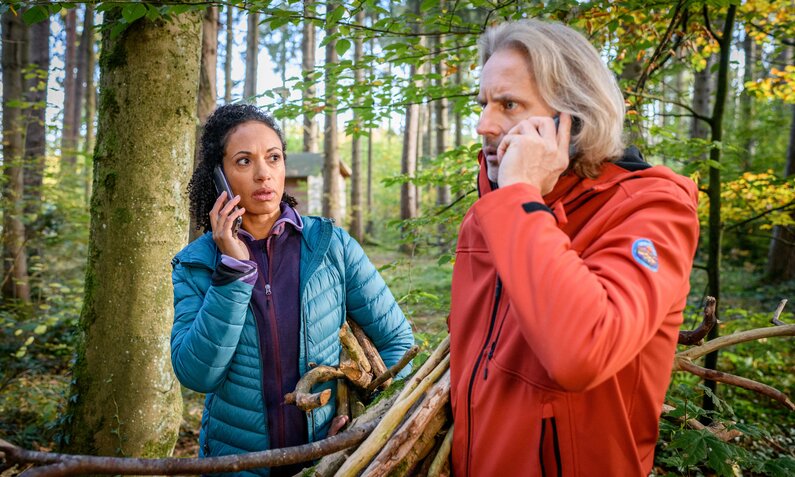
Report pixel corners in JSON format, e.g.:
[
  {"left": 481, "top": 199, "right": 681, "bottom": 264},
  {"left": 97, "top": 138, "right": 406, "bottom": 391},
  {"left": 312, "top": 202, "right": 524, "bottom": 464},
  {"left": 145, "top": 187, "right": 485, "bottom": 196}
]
[{"left": 632, "top": 238, "right": 659, "bottom": 272}]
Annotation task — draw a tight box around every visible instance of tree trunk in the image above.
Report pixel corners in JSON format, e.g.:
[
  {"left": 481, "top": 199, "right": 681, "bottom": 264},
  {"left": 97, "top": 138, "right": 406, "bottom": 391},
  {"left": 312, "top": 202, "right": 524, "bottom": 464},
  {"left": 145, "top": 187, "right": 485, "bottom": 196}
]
[
  {"left": 399, "top": 0, "right": 421, "bottom": 254},
  {"left": 63, "top": 8, "right": 201, "bottom": 458},
  {"left": 1, "top": 9, "right": 31, "bottom": 303},
  {"left": 61, "top": 8, "right": 78, "bottom": 167},
  {"left": 702, "top": 5, "right": 736, "bottom": 415},
  {"left": 740, "top": 32, "right": 756, "bottom": 169},
  {"left": 83, "top": 6, "right": 96, "bottom": 204},
  {"left": 244, "top": 10, "right": 258, "bottom": 100},
  {"left": 73, "top": 5, "right": 89, "bottom": 173},
  {"left": 191, "top": 6, "right": 219, "bottom": 242},
  {"left": 302, "top": 0, "right": 318, "bottom": 153},
  {"left": 24, "top": 17, "right": 50, "bottom": 222},
  {"left": 365, "top": 17, "right": 375, "bottom": 236},
  {"left": 322, "top": 2, "right": 342, "bottom": 222},
  {"left": 434, "top": 19, "right": 450, "bottom": 249},
  {"left": 349, "top": 9, "right": 365, "bottom": 242},
  {"left": 454, "top": 66, "right": 463, "bottom": 149},
  {"left": 766, "top": 105, "right": 795, "bottom": 280},
  {"left": 224, "top": 5, "right": 233, "bottom": 102}
]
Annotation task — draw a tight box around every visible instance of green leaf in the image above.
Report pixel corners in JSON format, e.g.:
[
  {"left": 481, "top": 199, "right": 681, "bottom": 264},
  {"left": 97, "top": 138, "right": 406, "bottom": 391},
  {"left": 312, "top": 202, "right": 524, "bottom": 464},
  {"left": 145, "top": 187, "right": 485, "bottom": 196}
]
[
  {"left": 335, "top": 38, "right": 351, "bottom": 57},
  {"left": 146, "top": 5, "right": 161, "bottom": 21},
  {"left": 22, "top": 6, "right": 49, "bottom": 25},
  {"left": 327, "top": 5, "right": 345, "bottom": 25},
  {"left": 122, "top": 3, "right": 147, "bottom": 24},
  {"left": 110, "top": 22, "right": 128, "bottom": 39},
  {"left": 34, "top": 324, "right": 47, "bottom": 335}
]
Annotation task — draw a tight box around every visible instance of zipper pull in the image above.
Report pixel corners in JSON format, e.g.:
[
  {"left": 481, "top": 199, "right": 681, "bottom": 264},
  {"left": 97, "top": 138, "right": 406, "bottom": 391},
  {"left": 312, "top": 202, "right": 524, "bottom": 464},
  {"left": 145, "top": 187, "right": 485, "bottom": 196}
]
[
  {"left": 265, "top": 284, "right": 272, "bottom": 296},
  {"left": 488, "top": 340, "right": 497, "bottom": 359}
]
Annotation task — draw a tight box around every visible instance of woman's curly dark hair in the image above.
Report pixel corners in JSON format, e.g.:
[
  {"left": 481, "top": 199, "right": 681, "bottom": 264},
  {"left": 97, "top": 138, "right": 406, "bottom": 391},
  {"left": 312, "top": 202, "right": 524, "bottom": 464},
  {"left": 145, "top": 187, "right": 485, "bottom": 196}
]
[{"left": 189, "top": 104, "right": 298, "bottom": 233}]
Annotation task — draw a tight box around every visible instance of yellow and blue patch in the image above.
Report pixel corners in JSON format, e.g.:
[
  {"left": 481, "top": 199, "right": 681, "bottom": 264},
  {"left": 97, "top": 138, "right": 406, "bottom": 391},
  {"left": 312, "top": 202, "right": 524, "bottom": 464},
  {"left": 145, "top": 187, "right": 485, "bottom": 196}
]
[{"left": 632, "top": 238, "right": 659, "bottom": 272}]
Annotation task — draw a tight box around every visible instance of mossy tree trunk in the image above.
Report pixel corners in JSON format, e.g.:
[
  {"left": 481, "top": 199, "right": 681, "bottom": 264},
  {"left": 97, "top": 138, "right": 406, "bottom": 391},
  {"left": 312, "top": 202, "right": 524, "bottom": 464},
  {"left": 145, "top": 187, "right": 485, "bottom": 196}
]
[
  {"left": 2, "top": 9, "right": 31, "bottom": 304},
  {"left": 63, "top": 8, "right": 201, "bottom": 460}
]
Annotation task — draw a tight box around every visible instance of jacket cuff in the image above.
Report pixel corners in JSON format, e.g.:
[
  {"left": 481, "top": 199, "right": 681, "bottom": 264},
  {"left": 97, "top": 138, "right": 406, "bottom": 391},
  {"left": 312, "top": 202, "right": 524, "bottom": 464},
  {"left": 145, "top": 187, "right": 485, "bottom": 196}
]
[{"left": 212, "top": 255, "right": 257, "bottom": 286}]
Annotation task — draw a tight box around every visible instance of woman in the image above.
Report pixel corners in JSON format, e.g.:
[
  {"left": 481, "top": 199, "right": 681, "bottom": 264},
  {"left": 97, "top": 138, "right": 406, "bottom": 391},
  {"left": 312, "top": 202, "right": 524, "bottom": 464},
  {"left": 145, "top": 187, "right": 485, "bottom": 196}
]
[{"left": 170, "top": 104, "right": 414, "bottom": 477}]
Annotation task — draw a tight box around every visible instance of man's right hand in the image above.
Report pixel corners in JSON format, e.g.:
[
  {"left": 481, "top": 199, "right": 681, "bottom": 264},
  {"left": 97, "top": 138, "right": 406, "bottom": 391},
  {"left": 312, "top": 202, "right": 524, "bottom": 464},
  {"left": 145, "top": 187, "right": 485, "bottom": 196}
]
[
  {"left": 209, "top": 191, "right": 249, "bottom": 260},
  {"left": 496, "top": 112, "right": 572, "bottom": 195}
]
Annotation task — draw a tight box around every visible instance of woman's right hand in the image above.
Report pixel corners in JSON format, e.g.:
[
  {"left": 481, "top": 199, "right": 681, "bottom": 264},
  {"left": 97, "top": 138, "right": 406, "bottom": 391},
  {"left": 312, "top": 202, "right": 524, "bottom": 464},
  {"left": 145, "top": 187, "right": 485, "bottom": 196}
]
[{"left": 210, "top": 192, "right": 249, "bottom": 260}]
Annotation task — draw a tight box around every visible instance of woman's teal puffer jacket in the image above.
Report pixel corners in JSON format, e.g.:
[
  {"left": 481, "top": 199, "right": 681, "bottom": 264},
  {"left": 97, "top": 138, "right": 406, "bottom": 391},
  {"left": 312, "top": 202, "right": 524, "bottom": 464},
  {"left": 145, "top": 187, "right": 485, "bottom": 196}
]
[{"left": 170, "top": 216, "right": 414, "bottom": 476}]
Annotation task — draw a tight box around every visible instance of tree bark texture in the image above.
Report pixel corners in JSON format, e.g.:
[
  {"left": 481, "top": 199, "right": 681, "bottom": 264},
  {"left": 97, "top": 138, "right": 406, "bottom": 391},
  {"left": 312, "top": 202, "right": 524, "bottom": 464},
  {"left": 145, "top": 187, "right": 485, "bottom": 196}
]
[
  {"left": 1, "top": 9, "right": 31, "bottom": 303},
  {"left": 24, "top": 17, "right": 50, "bottom": 221},
  {"left": 224, "top": 5, "right": 233, "bottom": 102},
  {"left": 244, "top": 11, "right": 258, "bottom": 100},
  {"left": 82, "top": 6, "right": 96, "bottom": 204},
  {"left": 703, "top": 5, "right": 736, "bottom": 414},
  {"left": 61, "top": 8, "right": 78, "bottom": 167},
  {"left": 322, "top": 3, "right": 342, "bottom": 222},
  {"left": 349, "top": 8, "right": 365, "bottom": 242},
  {"left": 766, "top": 103, "right": 795, "bottom": 280},
  {"left": 63, "top": 9, "right": 202, "bottom": 459},
  {"left": 73, "top": 5, "right": 89, "bottom": 167},
  {"left": 434, "top": 20, "right": 450, "bottom": 247},
  {"left": 191, "top": 6, "right": 219, "bottom": 242},
  {"left": 302, "top": 0, "right": 318, "bottom": 153}
]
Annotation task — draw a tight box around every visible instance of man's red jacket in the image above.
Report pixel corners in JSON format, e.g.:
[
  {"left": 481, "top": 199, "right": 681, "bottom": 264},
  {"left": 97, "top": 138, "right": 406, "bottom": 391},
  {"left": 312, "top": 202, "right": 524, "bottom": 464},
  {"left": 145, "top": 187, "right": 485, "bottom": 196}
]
[{"left": 449, "top": 149, "right": 700, "bottom": 476}]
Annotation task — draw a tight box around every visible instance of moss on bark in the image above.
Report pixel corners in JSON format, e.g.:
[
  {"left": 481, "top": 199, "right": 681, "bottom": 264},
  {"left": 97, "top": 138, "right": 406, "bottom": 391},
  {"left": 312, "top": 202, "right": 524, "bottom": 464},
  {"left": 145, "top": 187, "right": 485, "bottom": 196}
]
[{"left": 63, "top": 8, "right": 201, "bottom": 464}]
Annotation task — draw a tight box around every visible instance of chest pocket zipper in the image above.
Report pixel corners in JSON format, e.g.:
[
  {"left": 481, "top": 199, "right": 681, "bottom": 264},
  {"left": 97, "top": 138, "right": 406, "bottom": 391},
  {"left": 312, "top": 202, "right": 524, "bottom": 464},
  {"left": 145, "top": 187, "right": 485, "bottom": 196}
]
[
  {"left": 482, "top": 303, "right": 511, "bottom": 380},
  {"left": 539, "top": 417, "right": 563, "bottom": 477}
]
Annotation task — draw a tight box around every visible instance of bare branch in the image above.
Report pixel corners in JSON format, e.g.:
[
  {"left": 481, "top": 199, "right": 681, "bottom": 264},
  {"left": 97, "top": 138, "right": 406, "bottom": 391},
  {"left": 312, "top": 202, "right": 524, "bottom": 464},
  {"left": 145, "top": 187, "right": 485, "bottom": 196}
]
[
  {"left": 701, "top": 4, "right": 720, "bottom": 43},
  {"left": 674, "top": 358, "right": 795, "bottom": 411},
  {"left": 678, "top": 296, "right": 717, "bottom": 345},
  {"left": 367, "top": 345, "right": 420, "bottom": 393},
  {"left": 624, "top": 89, "right": 712, "bottom": 124},
  {"left": 0, "top": 421, "right": 377, "bottom": 477},
  {"left": 724, "top": 200, "right": 795, "bottom": 232},
  {"left": 677, "top": 324, "right": 795, "bottom": 361},
  {"left": 771, "top": 299, "right": 788, "bottom": 326},
  {"left": 284, "top": 365, "right": 344, "bottom": 412}
]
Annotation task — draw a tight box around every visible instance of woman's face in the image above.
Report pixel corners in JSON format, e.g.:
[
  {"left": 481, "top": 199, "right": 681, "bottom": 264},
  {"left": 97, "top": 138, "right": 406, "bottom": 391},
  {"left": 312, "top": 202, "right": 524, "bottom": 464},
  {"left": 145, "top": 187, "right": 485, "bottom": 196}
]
[{"left": 222, "top": 121, "right": 285, "bottom": 223}]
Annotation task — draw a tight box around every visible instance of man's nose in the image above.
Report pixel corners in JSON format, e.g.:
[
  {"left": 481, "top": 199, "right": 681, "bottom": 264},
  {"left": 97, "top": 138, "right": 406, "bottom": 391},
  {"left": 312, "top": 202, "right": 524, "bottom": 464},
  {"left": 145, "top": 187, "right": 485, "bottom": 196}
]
[{"left": 476, "top": 106, "right": 499, "bottom": 137}]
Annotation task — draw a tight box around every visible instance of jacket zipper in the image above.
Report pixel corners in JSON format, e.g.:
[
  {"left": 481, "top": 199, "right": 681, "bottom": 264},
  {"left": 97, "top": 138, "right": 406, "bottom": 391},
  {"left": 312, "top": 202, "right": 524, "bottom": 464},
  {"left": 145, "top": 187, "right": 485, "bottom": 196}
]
[
  {"left": 482, "top": 303, "right": 510, "bottom": 381},
  {"left": 539, "top": 417, "right": 563, "bottom": 477},
  {"left": 465, "top": 277, "right": 502, "bottom": 476},
  {"left": 263, "top": 235, "right": 287, "bottom": 449}
]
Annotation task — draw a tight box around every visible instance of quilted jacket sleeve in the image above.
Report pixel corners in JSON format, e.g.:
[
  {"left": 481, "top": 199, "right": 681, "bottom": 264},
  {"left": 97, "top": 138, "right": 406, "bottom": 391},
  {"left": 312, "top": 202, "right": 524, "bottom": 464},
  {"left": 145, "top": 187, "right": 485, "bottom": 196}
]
[
  {"left": 338, "top": 228, "right": 415, "bottom": 378},
  {"left": 170, "top": 260, "right": 253, "bottom": 393}
]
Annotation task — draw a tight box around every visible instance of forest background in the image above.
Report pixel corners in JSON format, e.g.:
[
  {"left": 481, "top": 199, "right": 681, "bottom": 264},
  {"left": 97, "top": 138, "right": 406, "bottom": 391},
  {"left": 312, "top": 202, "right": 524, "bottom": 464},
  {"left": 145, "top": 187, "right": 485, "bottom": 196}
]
[{"left": 0, "top": 0, "right": 794, "bottom": 475}]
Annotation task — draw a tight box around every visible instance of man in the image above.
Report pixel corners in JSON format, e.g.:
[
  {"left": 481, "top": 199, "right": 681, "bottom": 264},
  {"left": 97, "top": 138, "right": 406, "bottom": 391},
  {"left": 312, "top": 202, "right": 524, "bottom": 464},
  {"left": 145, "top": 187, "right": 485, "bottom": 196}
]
[{"left": 448, "top": 19, "right": 700, "bottom": 476}]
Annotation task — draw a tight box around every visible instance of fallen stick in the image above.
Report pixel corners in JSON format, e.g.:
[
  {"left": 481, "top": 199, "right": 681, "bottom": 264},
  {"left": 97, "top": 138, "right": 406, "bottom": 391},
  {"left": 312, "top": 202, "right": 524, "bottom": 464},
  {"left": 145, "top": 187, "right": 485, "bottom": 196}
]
[
  {"left": 295, "top": 383, "right": 404, "bottom": 477},
  {"left": 367, "top": 345, "right": 419, "bottom": 393},
  {"left": 334, "top": 353, "right": 451, "bottom": 477},
  {"left": 674, "top": 357, "right": 795, "bottom": 410},
  {"left": 339, "top": 322, "right": 371, "bottom": 374},
  {"left": 0, "top": 421, "right": 378, "bottom": 477},
  {"left": 678, "top": 296, "right": 717, "bottom": 345},
  {"left": 390, "top": 408, "right": 448, "bottom": 477},
  {"left": 362, "top": 370, "right": 451, "bottom": 477},
  {"left": 284, "top": 365, "right": 344, "bottom": 411},
  {"left": 427, "top": 424, "right": 454, "bottom": 477},
  {"left": 347, "top": 319, "right": 389, "bottom": 386}
]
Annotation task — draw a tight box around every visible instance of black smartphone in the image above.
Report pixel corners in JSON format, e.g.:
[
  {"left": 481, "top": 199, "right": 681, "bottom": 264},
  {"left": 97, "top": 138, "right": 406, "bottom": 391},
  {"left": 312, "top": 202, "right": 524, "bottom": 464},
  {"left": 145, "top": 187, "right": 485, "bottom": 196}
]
[
  {"left": 212, "top": 165, "right": 242, "bottom": 235},
  {"left": 553, "top": 114, "right": 581, "bottom": 156}
]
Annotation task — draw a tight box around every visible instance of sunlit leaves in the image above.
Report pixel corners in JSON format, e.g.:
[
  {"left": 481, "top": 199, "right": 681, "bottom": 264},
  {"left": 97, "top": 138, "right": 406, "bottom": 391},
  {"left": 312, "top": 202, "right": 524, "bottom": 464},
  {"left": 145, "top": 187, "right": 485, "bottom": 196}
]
[{"left": 745, "top": 66, "right": 795, "bottom": 104}]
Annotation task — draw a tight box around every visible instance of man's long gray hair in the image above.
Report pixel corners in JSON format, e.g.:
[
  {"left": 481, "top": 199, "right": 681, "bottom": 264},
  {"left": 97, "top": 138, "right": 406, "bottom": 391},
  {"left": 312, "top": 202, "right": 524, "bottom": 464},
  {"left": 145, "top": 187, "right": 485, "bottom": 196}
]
[{"left": 479, "top": 19, "right": 626, "bottom": 178}]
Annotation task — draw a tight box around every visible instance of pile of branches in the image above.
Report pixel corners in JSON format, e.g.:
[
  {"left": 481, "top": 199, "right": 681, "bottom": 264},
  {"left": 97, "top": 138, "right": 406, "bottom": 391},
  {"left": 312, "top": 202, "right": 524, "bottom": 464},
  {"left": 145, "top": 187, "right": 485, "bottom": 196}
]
[{"left": 2, "top": 300, "right": 794, "bottom": 476}]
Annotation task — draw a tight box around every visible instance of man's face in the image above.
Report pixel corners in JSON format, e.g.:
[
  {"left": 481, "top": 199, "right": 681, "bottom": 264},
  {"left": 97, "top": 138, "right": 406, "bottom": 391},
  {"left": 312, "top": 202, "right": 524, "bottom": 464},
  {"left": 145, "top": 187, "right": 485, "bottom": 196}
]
[{"left": 476, "top": 48, "right": 555, "bottom": 182}]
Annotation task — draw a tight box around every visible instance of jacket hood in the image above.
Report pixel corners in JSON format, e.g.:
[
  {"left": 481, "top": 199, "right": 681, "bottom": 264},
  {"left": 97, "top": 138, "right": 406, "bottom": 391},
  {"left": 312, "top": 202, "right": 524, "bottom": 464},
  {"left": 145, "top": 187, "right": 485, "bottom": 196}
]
[{"left": 477, "top": 145, "right": 698, "bottom": 205}]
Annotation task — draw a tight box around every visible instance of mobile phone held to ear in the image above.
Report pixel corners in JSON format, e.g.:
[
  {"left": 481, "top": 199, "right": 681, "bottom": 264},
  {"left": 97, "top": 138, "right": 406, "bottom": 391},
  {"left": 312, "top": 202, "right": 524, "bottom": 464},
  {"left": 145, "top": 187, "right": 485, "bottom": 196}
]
[
  {"left": 212, "top": 165, "right": 242, "bottom": 236},
  {"left": 553, "top": 114, "right": 582, "bottom": 156}
]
